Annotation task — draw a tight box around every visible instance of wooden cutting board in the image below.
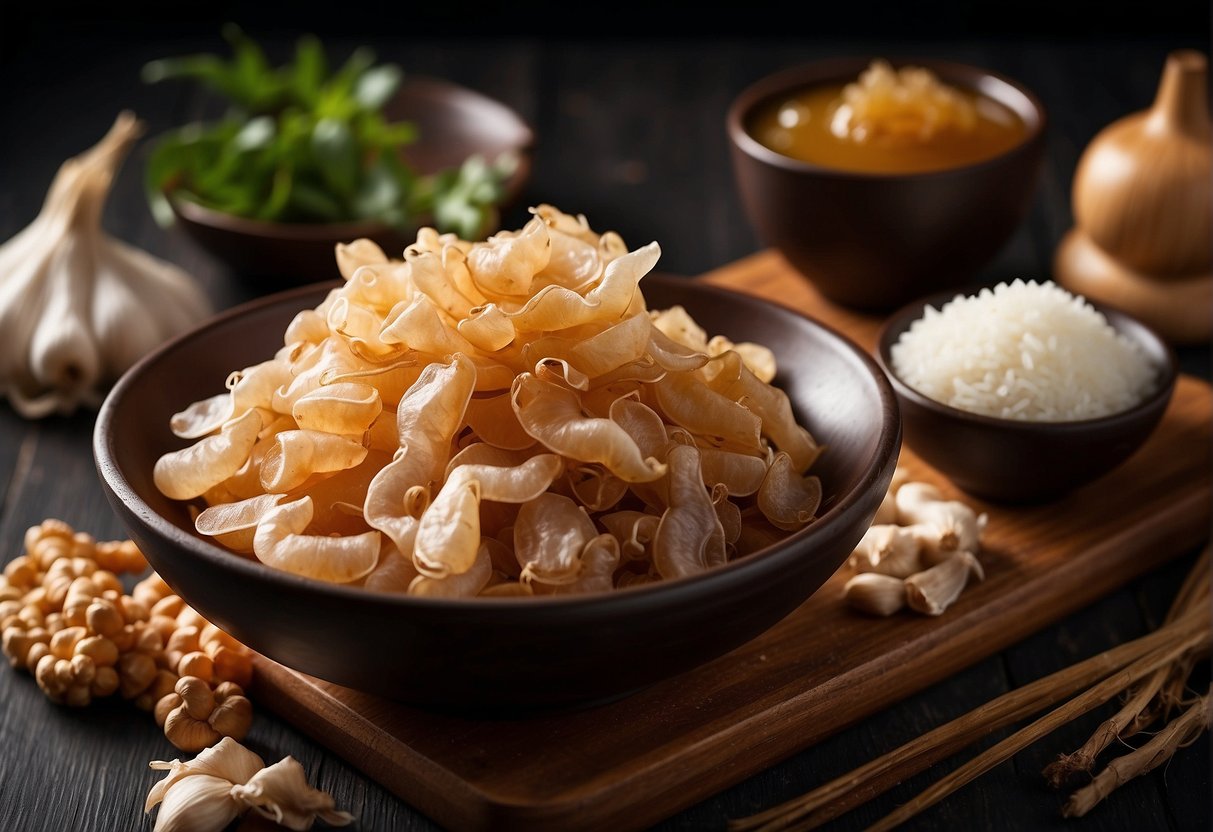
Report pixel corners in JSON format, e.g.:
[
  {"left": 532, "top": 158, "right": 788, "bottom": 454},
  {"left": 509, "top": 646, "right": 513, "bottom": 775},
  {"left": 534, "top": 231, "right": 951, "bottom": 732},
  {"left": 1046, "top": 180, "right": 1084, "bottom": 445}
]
[{"left": 252, "top": 250, "right": 1213, "bottom": 832}]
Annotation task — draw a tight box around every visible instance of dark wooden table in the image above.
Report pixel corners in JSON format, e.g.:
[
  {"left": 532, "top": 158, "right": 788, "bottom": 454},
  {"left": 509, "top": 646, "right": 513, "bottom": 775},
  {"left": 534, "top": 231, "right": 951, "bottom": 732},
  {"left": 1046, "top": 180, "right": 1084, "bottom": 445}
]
[{"left": 0, "top": 24, "right": 1208, "bottom": 832}]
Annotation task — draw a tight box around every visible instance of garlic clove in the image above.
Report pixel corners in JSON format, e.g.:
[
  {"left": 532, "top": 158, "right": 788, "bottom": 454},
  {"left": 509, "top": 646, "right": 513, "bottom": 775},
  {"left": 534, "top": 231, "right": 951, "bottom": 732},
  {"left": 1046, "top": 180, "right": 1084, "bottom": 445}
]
[
  {"left": 231, "top": 756, "right": 355, "bottom": 830},
  {"left": 149, "top": 773, "right": 242, "bottom": 832},
  {"left": 147, "top": 737, "right": 266, "bottom": 811},
  {"left": 844, "top": 573, "right": 907, "bottom": 616},
  {"left": 905, "top": 551, "right": 984, "bottom": 616},
  {"left": 848, "top": 524, "right": 922, "bottom": 578}
]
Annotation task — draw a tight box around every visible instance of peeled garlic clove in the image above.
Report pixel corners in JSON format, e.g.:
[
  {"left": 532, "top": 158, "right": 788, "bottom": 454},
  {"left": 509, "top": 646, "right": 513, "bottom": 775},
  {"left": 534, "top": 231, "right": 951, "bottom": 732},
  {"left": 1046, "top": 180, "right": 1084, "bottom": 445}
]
[
  {"left": 844, "top": 573, "right": 907, "bottom": 616},
  {"left": 230, "top": 756, "right": 354, "bottom": 830},
  {"left": 905, "top": 551, "right": 984, "bottom": 616},
  {"left": 149, "top": 773, "right": 242, "bottom": 832},
  {"left": 848, "top": 525, "right": 923, "bottom": 578}
]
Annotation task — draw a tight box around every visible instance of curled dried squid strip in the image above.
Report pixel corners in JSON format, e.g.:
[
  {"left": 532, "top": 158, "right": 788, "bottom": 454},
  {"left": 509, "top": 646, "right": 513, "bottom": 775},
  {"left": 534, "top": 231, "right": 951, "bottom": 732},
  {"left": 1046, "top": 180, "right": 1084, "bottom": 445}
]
[
  {"left": 653, "top": 444, "right": 727, "bottom": 579},
  {"left": 170, "top": 393, "right": 234, "bottom": 439},
  {"left": 335, "top": 238, "right": 388, "bottom": 281},
  {"left": 758, "top": 451, "right": 823, "bottom": 531},
  {"left": 258, "top": 430, "right": 368, "bottom": 493},
  {"left": 364, "top": 355, "right": 476, "bottom": 552},
  {"left": 291, "top": 382, "right": 382, "bottom": 435},
  {"left": 515, "top": 493, "right": 598, "bottom": 585},
  {"left": 503, "top": 242, "right": 659, "bottom": 333},
  {"left": 414, "top": 454, "right": 564, "bottom": 578},
  {"left": 467, "top": 215, "right": 551, "bottom": 299},
  {"left": 253, "top": 497, "right": 380, "bottom": 583},
  {"left": 409, "top": 541, "right": 493, "bottom": 598},
  {"left": 154, "top": 408, "right": 262, "bottom": 500},
  {"left": 194, "top": 493, "right": 286, "bottom": 554},
  {"left": 653, "top": 371, "right": 763, "bottom": 455},
  {"left": 512, "top": 374, "right": 666, "bottom": 483}
]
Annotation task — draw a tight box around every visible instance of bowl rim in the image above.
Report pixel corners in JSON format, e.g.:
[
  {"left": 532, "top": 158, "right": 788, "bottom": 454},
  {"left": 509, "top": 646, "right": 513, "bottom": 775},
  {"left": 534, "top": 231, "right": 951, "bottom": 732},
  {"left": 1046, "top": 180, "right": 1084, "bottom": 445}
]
[
  {"left": 94, "top": 275, "right": 901, "bottom": 613},
  {"left": 162, "top": 74, "right": 535, "bottom": 240},
  {"left": 874, "top": 287, "right": 1180, "bottom": 433},
  {"left": 726, "top": 55, "right": 1048, "bottom": 181}
]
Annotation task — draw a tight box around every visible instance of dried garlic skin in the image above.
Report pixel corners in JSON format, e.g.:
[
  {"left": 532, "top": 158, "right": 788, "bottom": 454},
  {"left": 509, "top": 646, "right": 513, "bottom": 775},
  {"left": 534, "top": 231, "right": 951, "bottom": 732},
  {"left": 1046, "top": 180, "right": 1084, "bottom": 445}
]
[{"left": 0, "top": 112, "right": 209, "bottom": 418}]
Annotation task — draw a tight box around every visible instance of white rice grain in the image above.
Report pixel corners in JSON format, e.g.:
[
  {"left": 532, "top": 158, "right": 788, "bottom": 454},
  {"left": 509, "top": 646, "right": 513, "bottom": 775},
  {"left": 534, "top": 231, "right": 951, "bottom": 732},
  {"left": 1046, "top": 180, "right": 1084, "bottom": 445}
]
[{"left": 890, "top": 280, "right": 1157, "bottom": 422}]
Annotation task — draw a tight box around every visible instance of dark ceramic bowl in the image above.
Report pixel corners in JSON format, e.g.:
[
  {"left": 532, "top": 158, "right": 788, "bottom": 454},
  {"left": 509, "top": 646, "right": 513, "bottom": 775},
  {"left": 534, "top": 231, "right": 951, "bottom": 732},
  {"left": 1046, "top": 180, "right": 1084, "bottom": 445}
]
[
  {"left": 876, "top": 292, "right": 1178, "bottom": 503},
  {"left": 94, "top": 276, "right": 900, "bottom": 710},
  {"left": 170, "top": 76, "right": 533, "bottom": 286},
  {"left": 727, "top": 57, "right": 1047, "bottom": 311}
]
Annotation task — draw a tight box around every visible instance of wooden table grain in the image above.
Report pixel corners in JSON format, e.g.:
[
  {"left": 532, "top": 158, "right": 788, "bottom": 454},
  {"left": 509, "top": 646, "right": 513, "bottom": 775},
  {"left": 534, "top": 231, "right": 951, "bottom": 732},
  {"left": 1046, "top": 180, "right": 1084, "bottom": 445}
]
[{"left": 0, "top": 24, "right": 1208, "bottom": 832}]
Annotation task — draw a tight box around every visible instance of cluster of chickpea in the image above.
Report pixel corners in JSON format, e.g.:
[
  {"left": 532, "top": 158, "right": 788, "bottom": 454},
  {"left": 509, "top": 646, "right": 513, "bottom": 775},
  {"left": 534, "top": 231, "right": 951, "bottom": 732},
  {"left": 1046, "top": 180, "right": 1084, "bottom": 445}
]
[{"left": 0, "top": 519, "right": 254, "bottom": 752}]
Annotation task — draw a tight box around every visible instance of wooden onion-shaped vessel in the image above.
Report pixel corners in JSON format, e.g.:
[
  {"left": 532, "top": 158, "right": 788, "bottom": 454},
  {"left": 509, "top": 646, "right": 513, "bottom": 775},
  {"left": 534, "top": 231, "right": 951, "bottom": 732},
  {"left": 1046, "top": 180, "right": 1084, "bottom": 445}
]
[{"left": 1056, "top": 50, "right": 1212, "bottom": 344}]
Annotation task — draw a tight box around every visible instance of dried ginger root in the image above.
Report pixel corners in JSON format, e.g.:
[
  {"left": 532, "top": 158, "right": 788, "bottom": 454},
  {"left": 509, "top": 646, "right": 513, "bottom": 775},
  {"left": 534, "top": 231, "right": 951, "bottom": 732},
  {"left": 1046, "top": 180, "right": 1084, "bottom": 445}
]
[
  {"left": 843, "top": 471, "right": 987, "bottom": 616},
  {"left": 1, "top": 519, "right": 255, "bottom": 751}
]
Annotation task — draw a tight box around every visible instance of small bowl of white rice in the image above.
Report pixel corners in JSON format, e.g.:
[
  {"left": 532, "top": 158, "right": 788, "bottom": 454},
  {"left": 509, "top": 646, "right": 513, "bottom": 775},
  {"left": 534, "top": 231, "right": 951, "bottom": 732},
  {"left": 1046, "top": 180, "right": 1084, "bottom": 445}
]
[{"left": 877, "top": 280, "right": 1176, "bottom": 502}]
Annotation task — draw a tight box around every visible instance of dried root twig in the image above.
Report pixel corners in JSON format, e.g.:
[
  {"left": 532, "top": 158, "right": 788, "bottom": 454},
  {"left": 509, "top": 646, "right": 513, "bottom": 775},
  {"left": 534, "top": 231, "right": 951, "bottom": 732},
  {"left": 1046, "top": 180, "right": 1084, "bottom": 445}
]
[
  {"left": 728, "top": 548, "right": 1212, "bottom": 832},
  {"left": 1063, "top": 686, "right": 1211, "bottom": 818},
  {"left": 1044, "top": 545, "right": 1210, "bottom": 786}
]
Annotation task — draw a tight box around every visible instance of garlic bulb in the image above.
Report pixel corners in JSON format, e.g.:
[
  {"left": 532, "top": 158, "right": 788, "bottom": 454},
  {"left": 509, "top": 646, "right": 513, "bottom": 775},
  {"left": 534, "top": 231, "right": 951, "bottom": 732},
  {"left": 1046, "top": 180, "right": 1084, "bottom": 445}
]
[{"left": 0, "top": 111, "right": 210, "bottom": 418}]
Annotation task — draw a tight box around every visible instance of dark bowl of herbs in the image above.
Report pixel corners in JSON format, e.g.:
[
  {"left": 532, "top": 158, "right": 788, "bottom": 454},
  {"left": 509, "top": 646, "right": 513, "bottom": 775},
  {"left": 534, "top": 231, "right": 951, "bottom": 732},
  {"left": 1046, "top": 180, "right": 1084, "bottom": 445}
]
[{"left": 143, "top": 28, "right": 532, "bottom": 287}]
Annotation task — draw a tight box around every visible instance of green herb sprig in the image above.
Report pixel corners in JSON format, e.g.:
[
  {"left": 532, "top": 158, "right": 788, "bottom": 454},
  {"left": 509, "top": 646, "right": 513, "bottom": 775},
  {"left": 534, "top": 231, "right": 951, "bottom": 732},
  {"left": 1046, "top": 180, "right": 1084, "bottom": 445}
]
[{"left": 143, "top": 25, "right": 515, "bottom": 240}]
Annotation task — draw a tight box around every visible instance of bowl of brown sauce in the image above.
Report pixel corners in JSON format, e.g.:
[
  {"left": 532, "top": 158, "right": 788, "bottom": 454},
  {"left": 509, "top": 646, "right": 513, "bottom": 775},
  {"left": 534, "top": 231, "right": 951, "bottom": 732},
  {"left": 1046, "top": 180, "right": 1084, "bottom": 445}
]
[{"left": 727, "top": 57, "right": 1046, "bottom": 310}]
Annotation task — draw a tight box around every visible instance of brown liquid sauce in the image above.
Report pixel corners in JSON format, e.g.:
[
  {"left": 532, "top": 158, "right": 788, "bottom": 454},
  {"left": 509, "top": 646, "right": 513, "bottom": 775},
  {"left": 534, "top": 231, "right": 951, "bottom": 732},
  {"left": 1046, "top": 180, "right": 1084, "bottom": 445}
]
[{"left": 749, "top": 83, "right": 1028, "bottom": 174}]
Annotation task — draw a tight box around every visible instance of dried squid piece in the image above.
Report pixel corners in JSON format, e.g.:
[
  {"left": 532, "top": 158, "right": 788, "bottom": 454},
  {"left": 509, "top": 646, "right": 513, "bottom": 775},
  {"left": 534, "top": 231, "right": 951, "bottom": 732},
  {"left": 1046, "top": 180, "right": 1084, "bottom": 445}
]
[
  {"left": 512, "top": 374, "right": 666, "bottom": 483},
  {"left": 409, "top": 540, "right": 493, "bottom": 598},
  {"left": 463, "top": 394, "right": 536, "bottom": 451},
  {"left": 286, "top": 450, "right": 392, "bottom": 536},
  {"left": 467, "top": 215, "right": 550, "bottom": 299},
  {"left": 458, "top": 303, "right": 515, "bottom": 352},
  {"left": 444, "top": 443, "right": 534, "bottom": 478},
  {"left": 322, "top": 358, "right": 421, "bottom": 409},
  {"left": 259, "top": 430, "right": 369, "bottom": 493},
  {"left": 650, "top": 305, "right": 709, "bottom": 351},
  {"left": 154, "top": 408, "right": 262, "bottom": 500},
  {"left": 284, "top": 310, "right": 330, "bottom": 349},
  {"left": 252, "top": 496, "right": 379, "bottom": 583},
  {"left": 534, "top": 357, "right": 590, "bottom": 391},
  {"left": 589, "top": 357, "right": 667, "bottom": 388},
  {"left": 567, "top": 464, "right": 628, "bottom": 512},
  {"left": 647, "top": 326, "right": 710, "bottom": 373},
  {"left": 607, "top": 396, "right": 669, "bottom": 460},
  {"left": 503, "top": 242, "right": 660, "bottom": 333},
  {"left": 567, "top": 312, "right": 652, "bottom": 378},
  {"left": 532, "top": 223, "right": 604, "bottom": 293},
  {"left": 438, "top": 244, "right": 488, "bottom": 307},
  {"left": 195, "top": 493, "right": 287, "bottom": 554},
  {"left": 520, "top": 314, "right": 652, "bottom": 381},
  {"left": 170, "top": 393, "right": 235, "bottom": 439},
  {"left": 711, "top": 483, "right": 743, "bottom": 546},
  {"left": 598, "top": 510, "right": 660, "bottom": 561},
  {"left": 758, "top": 451, "right": 823, "bottom": 531},
  {"left": 707, "top": 335, "right": 777, "bottom": 384},
  {"left": 698, "top": 447, "right": 768, "bottom": 497},
  {"left": 228, "top": 359, "right": 293, "bottom": 415},
  {"left": 653, "top": 372, "right": 763, "bottom": 455},
  {"left": 339, "top": 262, "right": 416, "bottom": 312},
  {"left": 364, "top": 355, "right": 476, "bottom": 552},
  {"left": 546, "top": 535, "right": 620, "bottom": 595},
  {"left": 653, "top": 444, "right": 727, "bottom": 579},
  {"left": 326, "top": 296, "right": 396, "bottom": 358},
  {"left": 515, "top": 493, "right": 598, "bottom": 585},
  {"left": 408, "top": 249, "right": 477, "bottom": 320},
  {"left": 414, "top": 454, "right": 564, "bottom": 578},
  {"left": 363, "top": 530, "right": 420, "bottom": 593},
  {"left": 335, "top": 238, "right": 388, "bottom": 281},
  {"left": 705, "top": 351, "right": 819, "bottom": 472},
  {"left": 290, "top": 382, "right": 382, "bottom": 436},
  {"left": 379, "top": 295, "right": 476, "bottom": 356}
]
